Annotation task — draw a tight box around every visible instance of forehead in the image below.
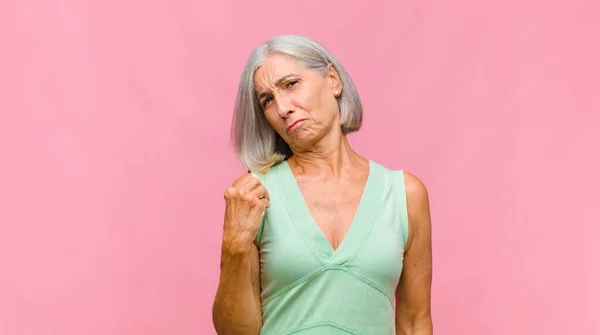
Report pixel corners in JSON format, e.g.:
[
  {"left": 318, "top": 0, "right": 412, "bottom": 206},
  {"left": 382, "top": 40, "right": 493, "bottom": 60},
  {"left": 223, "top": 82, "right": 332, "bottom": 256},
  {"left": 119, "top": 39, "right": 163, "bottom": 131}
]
[{"left": 254, "top": 54, "right": 307, "bottom": 89}]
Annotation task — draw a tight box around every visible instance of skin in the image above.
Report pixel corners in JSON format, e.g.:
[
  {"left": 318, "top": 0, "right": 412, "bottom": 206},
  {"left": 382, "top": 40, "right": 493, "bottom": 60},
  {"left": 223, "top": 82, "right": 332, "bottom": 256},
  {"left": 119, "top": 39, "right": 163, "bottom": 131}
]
[{"left": 213, "top": 53, "right": 433, "bottom": 335}]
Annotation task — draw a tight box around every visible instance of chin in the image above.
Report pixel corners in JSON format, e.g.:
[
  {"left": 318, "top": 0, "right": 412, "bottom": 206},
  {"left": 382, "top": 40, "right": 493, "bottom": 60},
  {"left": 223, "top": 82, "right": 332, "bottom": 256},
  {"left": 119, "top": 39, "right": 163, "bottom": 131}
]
[{"left": 289, "top": 132, "right": 321, "bottom": 147}]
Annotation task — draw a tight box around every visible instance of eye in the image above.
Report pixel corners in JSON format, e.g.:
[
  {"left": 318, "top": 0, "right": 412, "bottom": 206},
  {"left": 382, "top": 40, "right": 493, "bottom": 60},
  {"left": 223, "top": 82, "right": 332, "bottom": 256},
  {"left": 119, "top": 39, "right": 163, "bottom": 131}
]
[
  {"left": 285, "top": 80, "right": 299, "bottom": 88},
  {"left": 262, "top": 97, "right": 273, "bottom": 108}
]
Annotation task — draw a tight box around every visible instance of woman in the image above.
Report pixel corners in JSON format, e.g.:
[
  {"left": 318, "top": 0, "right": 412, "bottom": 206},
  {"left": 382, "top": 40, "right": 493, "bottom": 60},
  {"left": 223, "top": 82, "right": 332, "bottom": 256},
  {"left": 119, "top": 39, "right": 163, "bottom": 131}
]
[{"left": 213, "top": 35, "right": 433, "bottom": 335}]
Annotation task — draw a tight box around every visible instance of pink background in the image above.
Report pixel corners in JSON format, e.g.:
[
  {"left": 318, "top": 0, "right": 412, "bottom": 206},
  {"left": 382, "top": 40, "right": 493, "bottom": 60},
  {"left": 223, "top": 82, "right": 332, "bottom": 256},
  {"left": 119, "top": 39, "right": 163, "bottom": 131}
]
[{"left": 1, "top": 0, "right": 598, "bottom": 334}]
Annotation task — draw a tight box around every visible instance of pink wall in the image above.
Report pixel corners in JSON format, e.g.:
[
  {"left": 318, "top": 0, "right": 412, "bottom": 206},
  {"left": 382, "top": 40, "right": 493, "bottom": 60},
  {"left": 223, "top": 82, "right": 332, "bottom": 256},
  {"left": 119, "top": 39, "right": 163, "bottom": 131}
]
[{"left": 1, "top": 1, "right": 598, "bottom": 334}]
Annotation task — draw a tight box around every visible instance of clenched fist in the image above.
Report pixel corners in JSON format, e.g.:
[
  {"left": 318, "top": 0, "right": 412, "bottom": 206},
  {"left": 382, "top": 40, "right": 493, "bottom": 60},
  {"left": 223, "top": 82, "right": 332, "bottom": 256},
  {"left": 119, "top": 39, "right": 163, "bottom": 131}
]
[{"left": 222, "top": 173, "right": 270, "bottom": 251}]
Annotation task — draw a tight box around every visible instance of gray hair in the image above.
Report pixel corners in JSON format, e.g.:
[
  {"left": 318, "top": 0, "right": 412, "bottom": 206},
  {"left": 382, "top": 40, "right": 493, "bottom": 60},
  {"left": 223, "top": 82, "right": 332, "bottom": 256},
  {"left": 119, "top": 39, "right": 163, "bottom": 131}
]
[{"left": 231, "top": 35, "right": 363, "bottom": 173}]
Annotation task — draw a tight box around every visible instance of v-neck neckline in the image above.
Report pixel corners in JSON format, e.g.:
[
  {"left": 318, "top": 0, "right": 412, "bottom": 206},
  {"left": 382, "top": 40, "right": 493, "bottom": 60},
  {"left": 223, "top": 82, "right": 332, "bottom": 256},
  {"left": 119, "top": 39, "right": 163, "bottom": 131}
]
[{"left": 276, "top": 159, "right": 383, "bottom": 265}]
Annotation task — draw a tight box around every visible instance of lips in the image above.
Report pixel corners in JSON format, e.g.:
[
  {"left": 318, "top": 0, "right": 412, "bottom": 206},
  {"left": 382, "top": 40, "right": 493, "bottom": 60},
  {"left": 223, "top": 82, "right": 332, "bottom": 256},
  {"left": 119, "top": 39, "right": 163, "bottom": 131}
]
[{"left": 286, "top": 118, "right": 307, "bottom": 132}]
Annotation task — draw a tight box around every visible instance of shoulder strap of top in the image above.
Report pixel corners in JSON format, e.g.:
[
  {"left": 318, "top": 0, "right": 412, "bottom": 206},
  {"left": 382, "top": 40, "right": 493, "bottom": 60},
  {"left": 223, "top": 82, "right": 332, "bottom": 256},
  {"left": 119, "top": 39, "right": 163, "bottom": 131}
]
[
  {"left": 251, "top": 171, "right": 267, "bottom": 245},
  {"left": 392, "top": 170, "right": 410, "bottom": 248}
]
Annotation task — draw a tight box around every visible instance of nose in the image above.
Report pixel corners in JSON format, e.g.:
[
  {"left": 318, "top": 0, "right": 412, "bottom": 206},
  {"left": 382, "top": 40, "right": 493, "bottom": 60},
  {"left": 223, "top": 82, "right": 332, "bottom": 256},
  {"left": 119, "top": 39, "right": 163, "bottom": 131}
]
[{"left": 274, "top": 92, "right": 294, "bottom": 118}]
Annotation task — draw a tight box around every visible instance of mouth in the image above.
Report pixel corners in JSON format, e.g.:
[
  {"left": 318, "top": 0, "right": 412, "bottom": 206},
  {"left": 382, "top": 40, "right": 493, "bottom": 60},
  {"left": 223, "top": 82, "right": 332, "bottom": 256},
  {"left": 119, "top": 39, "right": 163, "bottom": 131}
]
[{"left": 286, "top": 118, "right": 307, "bottom": 132}]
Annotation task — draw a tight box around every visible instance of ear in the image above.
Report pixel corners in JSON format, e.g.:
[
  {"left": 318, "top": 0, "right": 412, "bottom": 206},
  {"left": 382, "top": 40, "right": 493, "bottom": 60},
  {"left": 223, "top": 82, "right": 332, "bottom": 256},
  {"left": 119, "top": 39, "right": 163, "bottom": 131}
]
[{"left": 326, "top": 63, "right": 343, "bottom": 96}]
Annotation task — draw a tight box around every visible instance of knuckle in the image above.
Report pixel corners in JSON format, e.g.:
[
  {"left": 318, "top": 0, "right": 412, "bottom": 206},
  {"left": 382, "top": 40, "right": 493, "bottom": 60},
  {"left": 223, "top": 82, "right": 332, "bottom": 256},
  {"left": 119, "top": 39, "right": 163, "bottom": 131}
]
[
  {"left": 249, "top": 177, "right": 263, "bottom": 187},
  {"left": 223, "top": 187, "right": 238, "bottom": 199},
  {"left": 242, "top": 194, "right": 255, "bottom": 203}
]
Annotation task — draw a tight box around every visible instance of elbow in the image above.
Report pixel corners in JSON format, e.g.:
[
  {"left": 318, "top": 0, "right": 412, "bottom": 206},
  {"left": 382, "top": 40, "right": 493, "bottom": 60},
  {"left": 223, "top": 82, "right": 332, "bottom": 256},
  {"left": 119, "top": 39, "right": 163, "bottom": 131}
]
[
  {"left": 213, "top": 325, "right": 260, "bottom": 335},
  {"left": 212, "top": 305, "right": 261, "bottom": 335},
  {"left": 396, "top": 311, "right": 433, "bottom": 335},
  {"left": 213, "top": 320, "right": 261, "bottom": 335}
]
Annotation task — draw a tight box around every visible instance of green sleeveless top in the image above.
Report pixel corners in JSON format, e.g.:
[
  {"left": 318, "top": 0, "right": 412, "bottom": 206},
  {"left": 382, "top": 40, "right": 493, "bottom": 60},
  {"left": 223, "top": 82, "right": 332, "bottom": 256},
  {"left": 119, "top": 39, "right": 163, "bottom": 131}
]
[{"left": 252, "top": 159, "right": 409, "bottom": 335}]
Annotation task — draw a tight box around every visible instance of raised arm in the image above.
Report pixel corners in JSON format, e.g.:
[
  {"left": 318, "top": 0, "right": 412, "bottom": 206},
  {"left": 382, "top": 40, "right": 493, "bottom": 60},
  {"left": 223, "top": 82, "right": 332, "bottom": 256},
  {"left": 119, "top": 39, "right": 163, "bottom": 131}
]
[
  {"left": 395, "top": 172, "right": 433, "bottom": 335},
  {"left": 212, "top": 173, "right": 269, "bottom": 335}
]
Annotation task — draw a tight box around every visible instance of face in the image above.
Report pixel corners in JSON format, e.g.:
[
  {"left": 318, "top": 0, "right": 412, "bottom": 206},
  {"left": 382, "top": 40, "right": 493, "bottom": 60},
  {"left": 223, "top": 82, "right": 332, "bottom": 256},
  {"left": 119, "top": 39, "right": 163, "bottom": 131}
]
[{"left": 253, "top": 53, "right": 343, "bottom": 150}]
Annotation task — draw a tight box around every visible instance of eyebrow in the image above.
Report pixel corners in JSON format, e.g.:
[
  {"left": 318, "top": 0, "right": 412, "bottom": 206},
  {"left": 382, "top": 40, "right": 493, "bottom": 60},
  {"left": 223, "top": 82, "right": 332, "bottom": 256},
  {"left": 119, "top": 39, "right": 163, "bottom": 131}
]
[{"left": 257, "top": 73, "right": 300, "bottom": 100}]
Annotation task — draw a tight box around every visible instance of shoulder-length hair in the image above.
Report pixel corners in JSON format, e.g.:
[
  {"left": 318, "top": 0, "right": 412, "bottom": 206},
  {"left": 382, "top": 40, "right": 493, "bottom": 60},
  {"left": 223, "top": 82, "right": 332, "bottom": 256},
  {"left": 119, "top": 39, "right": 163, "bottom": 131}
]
[{"left": 231, "top": 35, "right": 363, "bottom": 173}]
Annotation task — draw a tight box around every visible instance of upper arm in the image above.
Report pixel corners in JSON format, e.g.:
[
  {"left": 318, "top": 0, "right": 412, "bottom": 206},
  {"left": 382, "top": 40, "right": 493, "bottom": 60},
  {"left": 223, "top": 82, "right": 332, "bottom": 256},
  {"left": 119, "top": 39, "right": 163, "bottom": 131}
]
[
  {"left": 395, "top": 171, "right": 433, "bottom": 328},
  {"left": 250, "top": 242, "right": 263, "bottom": 326},
  {"left": 250, "top": 170, "right": 266, "bottom": 311}
]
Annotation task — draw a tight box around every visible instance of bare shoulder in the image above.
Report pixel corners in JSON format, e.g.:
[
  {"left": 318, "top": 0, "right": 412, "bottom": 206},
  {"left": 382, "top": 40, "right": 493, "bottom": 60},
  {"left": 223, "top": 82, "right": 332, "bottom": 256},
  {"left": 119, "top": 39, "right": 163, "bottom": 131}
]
[
  {"left": 403, "top": 171, "right": 429, "bottom": 206},
  {"left": 402, "top": 171, "right": 431, "bottom": 249}
]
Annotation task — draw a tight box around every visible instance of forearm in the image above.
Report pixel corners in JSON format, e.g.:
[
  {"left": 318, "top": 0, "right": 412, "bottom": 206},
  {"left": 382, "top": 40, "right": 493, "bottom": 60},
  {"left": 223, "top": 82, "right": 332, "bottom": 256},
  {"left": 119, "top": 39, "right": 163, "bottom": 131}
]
[
  {"left": 396, "top": 314, "right": 433, "bottom": 335},
  {"left": 212, "top": 246, "right": 261, "bottom": 335}
]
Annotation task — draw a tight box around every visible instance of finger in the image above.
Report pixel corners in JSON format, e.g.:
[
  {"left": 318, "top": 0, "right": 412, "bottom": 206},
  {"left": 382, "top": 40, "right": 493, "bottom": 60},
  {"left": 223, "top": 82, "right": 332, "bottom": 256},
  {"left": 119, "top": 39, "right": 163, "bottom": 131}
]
[
  {"left": 231, "top": 173, "right": 253, "bottom": 187},
  {"left": 259, "top": 198, "right": 271, "bottom": 209},
  {"left": 241, "top": 177, "right": 262, "bottom": 193},
  {"left": 251, "top": 185, "right": 270, "bottom": 201}
]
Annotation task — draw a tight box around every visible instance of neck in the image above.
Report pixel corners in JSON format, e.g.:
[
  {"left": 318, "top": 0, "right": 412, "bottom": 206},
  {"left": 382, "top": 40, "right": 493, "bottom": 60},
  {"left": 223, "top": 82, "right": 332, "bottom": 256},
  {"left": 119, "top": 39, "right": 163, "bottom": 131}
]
[{"left": 287, "top": 131, "right": 364, "bottom": 178}]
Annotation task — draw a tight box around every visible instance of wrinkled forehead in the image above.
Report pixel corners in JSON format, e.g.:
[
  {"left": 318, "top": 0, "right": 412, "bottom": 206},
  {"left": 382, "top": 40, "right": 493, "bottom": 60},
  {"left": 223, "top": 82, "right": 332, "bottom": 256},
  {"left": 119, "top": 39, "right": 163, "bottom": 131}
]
[{"left": 253, "top": 54, "right": 305, "bottom": 91}]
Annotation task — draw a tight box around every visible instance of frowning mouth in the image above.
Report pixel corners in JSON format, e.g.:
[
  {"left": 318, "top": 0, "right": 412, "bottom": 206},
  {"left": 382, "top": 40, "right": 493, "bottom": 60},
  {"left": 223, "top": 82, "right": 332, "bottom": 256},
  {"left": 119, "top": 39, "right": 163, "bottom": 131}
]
[{"left": 286, "top": 118, "right": 307, "bottom": 132}]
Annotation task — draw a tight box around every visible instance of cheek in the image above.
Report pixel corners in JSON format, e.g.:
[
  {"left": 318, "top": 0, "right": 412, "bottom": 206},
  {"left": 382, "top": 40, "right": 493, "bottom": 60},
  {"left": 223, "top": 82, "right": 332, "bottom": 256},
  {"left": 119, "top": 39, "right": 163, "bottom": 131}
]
[
  {"left": 263, "top": 110, "right": 285, "bottom": 133},
  {"left": 312, "top": 91, "right": 338, "bottom": 120},
  {"left": 296, "top": 87, "right": 324, "bottom": 116}
]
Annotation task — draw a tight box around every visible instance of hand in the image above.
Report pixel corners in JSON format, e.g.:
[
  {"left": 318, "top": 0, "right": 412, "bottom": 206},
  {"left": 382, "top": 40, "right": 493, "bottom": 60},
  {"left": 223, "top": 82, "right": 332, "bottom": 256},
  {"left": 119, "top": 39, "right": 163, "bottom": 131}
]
[{"left": 222, "top": 173, "right": 270, "bottom": 251}]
